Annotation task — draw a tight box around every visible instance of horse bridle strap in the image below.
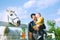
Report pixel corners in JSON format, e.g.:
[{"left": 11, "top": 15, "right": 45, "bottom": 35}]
[
  {"left": 12, "top": 17, "right": 19, "bottom": 20},
  {"left": 9, "top": 16, "right": 19, "bottom": 21}
]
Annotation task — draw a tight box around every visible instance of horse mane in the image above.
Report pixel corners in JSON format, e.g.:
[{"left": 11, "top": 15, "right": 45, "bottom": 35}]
[{"left": 4, "top": 26, "right": 9, "bottom": 36}]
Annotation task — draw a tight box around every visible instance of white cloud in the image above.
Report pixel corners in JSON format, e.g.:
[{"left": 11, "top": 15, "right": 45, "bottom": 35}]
[
  {"left": 6, "top": 7, "right": 17, "bottom": 11},
  {"left": 6, "top": 7, "right": 29, "bottom": 19},
  {"left": 23, "top": 0, "right": 59, "bottom": 9},
  {"left": 55, "top": 18, "right": 60, "bottom": 26},
  {"left": 23, "top": 0, "right": 36, "bottom": 9},
  {"left": 0, "top": 12, "right": 8, "bottom": 22},
  {"left": 57, "top": 9, "right": 60, "bottom": 15},
  {"left": 1, "top": 0, "right": 59, "bottom": 21},
  {"left": 0, "top": 6, "right": 29, "bottom": 22},
  {"left": 0, "top": 0, "right": 59, "bottom": 23},
  {"left": 0, "top": 13, "right": 2, "bottom": 21},
  {"left": 37, "top": 0, "right": 59, "bottom": 9},
  {"left": 55, "top": 18, "right": 60, "bottom": 23}
]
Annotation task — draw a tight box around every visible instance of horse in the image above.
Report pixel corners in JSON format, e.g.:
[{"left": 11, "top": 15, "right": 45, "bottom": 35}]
[
  {"left": 0, "top": 9, "right": 28, "bottom": 40},
  {"left": 0, "top": 26, "right": 23, "bottom": 40},
  {"left": 6, "top": 9, "right": 20, "bottom": 26}
]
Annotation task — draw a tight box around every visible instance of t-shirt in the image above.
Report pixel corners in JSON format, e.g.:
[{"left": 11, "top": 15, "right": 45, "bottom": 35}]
[{"left": 29, "top": 21, "right": 37, "bottom": 33}]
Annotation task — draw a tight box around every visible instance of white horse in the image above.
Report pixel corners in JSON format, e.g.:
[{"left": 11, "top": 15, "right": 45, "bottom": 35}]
[
  {"left": 0, "top": 9, "right": 28, "bottom": 40},
  {"left": 0, "top": 26, "right": 23, "bottom": 40},
  {"left": 6, "top": 9, "right": 20, "bottom": 26}
]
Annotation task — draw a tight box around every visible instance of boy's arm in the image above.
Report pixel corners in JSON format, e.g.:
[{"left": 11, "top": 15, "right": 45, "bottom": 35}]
[{"left": 36, "top": 17, "right": 44, "bottom": 25}]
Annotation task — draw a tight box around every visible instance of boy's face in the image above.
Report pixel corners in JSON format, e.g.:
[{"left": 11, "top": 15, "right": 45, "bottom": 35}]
[{"left": 36, "top": 14, "right": 41, "bottom": 18}]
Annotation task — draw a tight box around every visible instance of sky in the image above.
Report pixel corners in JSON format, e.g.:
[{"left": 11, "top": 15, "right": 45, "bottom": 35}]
[{"left": 0, "top": 0, "right": 60, "bottom": 29}]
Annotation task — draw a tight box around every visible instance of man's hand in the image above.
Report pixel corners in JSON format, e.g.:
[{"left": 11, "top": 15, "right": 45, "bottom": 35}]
[
  {"left": 33, "top": 26, "right": 39, "bottom": 31},
  {"left": 35, "top": 26, "right": 39, "bottom": 31}
]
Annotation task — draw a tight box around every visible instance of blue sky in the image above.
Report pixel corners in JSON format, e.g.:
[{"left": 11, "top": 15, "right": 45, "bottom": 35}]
[{"left": 0, "top": 0, "right": 60, "bottom": 29}]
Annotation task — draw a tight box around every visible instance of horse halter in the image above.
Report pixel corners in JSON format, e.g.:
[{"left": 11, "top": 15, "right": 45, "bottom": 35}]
[{"left": 6, "top": 9, "right": 20, "bottom": 26}]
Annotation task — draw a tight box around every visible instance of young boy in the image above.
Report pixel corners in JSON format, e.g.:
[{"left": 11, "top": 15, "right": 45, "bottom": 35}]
[{"left": 33, "top": 13, "right": 44, "bottom": 30}]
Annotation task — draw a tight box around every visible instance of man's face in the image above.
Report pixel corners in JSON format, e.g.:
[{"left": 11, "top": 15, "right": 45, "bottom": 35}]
[{"left": 32, "top": 15, "right": 37, "bottom": 20}]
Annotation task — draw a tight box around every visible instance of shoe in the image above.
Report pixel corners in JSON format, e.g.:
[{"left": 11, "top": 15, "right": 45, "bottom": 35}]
[{"left": 37, "top": 36, "right": 41, "bottom": 39}]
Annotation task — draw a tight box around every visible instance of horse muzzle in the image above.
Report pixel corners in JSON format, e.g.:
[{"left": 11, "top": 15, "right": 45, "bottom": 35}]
[{"left": 17, "top": 20, "right": 20, "bottom": 26}]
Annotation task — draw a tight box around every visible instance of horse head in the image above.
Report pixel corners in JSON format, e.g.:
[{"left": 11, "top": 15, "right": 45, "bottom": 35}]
[{"left": 6, "top": 9, "right": 20, "bottom": 26}]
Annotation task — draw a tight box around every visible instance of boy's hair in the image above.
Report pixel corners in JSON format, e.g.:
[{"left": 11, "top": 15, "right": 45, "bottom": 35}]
[
  {"left": 37, "top": 13, "right": 41, "bottom": 16},
  {"left": 31, "top": 13, "right": 36, "bottom": 18}
]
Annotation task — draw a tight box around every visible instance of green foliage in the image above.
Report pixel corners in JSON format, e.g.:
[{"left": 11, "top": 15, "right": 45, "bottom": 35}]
[
  {"left": 47, "top": 20, "right": 56, "bottom": 27},
  {"left": 47, "top": 20, "right": 60, "bottom": 40},
  {"left": 47, "top": 20, "right": 56, "bottom": 32},
  {"left": 55, "top": 27, "right": 60, "bottom": 36},
  {"left": 22, "top": 27, "right": 25, "bottom": 33},
  {"left": 49, "top": 26, "right": 55, "bottom": 33}
]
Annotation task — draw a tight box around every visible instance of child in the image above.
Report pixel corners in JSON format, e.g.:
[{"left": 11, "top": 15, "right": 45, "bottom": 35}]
[
  {"left": 33, "top": 13, "right": 44, "bottom": 30},
  {"left": 33, "top": 13, "right": 44, "bottom": 39}
]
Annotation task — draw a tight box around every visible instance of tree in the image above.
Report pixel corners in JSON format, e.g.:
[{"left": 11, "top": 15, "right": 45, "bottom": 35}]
[
  {"left": 47, "top": 20, "right": 60, "bottom": 40},
  {"left": 47, "top": 20, "right": 56, "bottom": 32}
]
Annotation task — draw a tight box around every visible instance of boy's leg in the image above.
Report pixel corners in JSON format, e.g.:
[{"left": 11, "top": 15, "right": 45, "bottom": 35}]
[
  {"left": 37, "top": 32, "right": 42, "bottom": 40},
  {"left": 37, "top": 30, "right": 44, "bottom": 40},
  {"left": 38, "top": 36, "right": 44, "bottom": 40}
]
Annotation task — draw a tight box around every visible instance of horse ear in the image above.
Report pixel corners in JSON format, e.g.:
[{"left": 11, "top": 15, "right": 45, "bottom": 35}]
[
  {"left": 6, "top": 9, "right": 10, "bottom": 15},
  {"left": 6, "top": 9, "right": 9, "bottom": 12},
  {"left": 4, "top": 26, "right": 9, "bottom": 36}
]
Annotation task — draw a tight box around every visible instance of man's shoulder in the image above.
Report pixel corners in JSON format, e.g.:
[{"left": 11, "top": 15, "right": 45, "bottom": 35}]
[
  {"left": 29, "top": 21, "right": 34, "bottom": 24},
  {"left": 28, "top": 21, "right": 34, "bottom": 26}
]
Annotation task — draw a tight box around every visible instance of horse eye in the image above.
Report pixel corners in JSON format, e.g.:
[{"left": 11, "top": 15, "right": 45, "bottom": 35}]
[{"left": 10, "top": 14, "right": 13, "bottom": 16}]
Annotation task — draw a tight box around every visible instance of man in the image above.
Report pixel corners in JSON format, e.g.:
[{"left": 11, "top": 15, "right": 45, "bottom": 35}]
[{"left": 28, "top": 13, "right": 46, "bottom": 40}]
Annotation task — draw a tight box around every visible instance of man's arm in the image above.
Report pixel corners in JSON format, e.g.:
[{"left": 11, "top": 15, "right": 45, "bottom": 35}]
[{"left": 42, "top": 24, "right": 46, "bottom": 29}]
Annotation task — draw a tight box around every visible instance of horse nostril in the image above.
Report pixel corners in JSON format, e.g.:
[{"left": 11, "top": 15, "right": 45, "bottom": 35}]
[
  {"left": 10, "top": 14, "right": 13, "bottom": 16},
  {"left": 17, "top": 20, "right": 20, "bottom": 26}
]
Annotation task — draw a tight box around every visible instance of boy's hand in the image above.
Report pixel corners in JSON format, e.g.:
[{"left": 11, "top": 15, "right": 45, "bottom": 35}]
[
  {"left": 35, "top": 25, "right": 39, "bottom": 31},
  {"left": 33, "top": 26, "right": 37, "bottom": 30},
  {"left": 33, "top": 26, "right": 39, "bottom": 31},
  {"left": 36, "top": 26, "right": 39, "bottom": 31}
]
